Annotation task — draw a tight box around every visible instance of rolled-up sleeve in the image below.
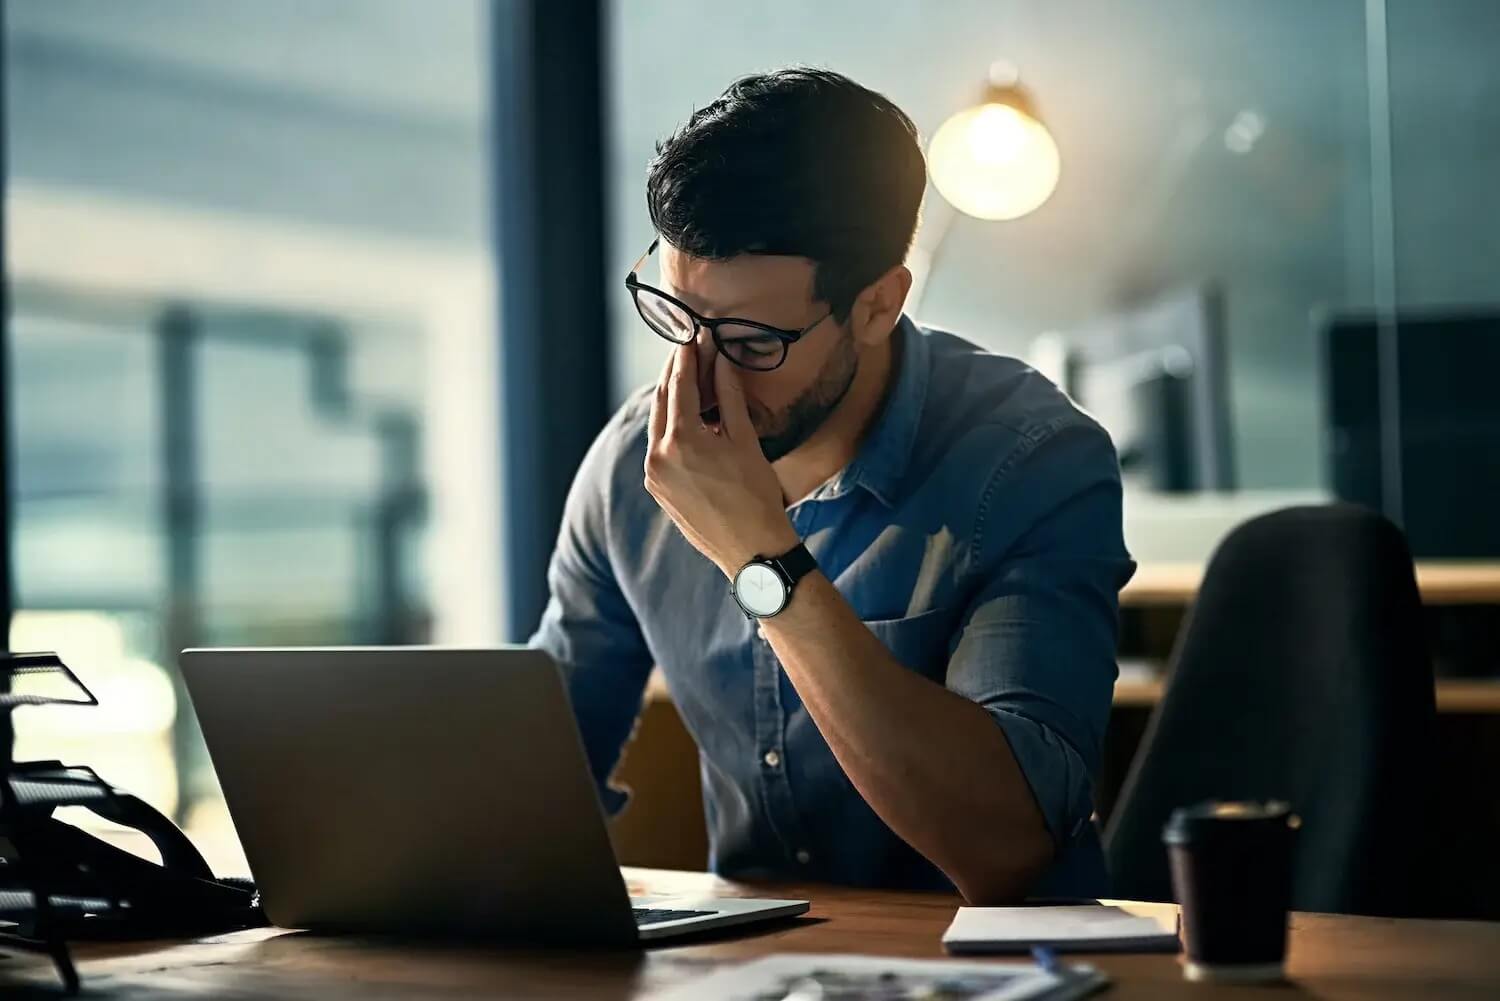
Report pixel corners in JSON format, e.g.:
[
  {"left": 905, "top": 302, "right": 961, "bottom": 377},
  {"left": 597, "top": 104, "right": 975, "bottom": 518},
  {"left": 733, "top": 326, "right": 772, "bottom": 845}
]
[
  {"left": 944, "top": 423, "right": 1135, "bottom": 849},
  {"left": 529, "top": 413, "right": 654, "bottom": 814}
]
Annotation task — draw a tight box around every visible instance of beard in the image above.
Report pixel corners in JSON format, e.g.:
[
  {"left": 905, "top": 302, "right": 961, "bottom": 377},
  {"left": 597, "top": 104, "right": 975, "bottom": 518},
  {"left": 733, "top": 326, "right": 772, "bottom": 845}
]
[{"left": 751, "top": 330, "right": 859, "bottom": 463}]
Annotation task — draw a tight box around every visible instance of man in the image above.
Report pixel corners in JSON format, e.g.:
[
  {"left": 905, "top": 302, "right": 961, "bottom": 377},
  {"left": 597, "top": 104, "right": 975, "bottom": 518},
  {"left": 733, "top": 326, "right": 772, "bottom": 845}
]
[{"left": 531, "top": 68, "right": 1133, "bottom": 903}]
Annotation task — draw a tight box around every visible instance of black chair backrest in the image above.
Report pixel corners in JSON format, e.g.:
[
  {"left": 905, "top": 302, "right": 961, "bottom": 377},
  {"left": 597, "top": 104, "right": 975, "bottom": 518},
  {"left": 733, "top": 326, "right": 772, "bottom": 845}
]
[{"left": 1105, "top": 504, "right": 1436, "bottom": 916}]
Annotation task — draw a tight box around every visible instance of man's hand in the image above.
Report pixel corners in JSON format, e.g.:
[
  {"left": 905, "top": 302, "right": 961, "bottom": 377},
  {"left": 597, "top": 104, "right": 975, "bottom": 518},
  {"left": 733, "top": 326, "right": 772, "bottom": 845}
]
[{"left": 644, "top": 341, "right": 798, "bottom": 577}]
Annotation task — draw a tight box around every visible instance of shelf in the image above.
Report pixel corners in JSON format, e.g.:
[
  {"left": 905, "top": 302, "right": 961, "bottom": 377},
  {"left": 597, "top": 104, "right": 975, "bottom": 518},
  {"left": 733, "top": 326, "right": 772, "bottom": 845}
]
[
  {"left": 1122, "top": 561, "right": 1500, "bottom": 607},
  {"left": 650, "top": 669, "right": 1500, "bottom": 714},
  {"left": 1113, "top": 678, "right": 1500, "bottom": 714}
]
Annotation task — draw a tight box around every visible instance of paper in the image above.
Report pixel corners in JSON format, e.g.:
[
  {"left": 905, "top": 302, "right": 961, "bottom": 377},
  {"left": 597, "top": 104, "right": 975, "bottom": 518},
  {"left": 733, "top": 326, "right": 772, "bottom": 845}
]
[
  {"left": 943, "top": 905, "right": 1180, "bottom": 954},
  {"left": 645, "top": 953, "right": 1105, "bottom": 1001}
]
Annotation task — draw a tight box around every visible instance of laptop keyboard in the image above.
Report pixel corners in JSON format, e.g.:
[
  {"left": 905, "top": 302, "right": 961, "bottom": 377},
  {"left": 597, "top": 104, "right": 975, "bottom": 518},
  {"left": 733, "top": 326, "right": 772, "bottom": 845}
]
[{"left": 632, "top": 907, "right": 717, "bottom": 926}]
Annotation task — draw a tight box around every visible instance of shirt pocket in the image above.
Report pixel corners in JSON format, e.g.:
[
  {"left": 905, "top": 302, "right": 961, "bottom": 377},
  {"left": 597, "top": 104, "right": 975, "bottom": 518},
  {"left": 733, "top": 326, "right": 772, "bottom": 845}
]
[{"left": 861, "top": 607, "right": 956, "bottom": 681}]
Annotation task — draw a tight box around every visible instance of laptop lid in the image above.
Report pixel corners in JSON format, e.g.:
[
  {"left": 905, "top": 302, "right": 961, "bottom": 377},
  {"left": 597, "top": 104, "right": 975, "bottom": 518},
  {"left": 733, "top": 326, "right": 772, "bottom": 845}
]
[{"left": 180, "top": 646, "right": 637, "bottom": 944}]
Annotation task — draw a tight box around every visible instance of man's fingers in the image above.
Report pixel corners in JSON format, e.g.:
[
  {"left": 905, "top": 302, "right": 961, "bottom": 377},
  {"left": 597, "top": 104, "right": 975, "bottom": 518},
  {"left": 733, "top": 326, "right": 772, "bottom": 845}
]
[
  {"left": 665, "top": 340, "right": 700, "bottom": 430},
  {"left": 647, "top": 351, "right": 671, "bottom": 445},
  {"left": 713, "top": 352, "right": 756, "bottom": 443}
]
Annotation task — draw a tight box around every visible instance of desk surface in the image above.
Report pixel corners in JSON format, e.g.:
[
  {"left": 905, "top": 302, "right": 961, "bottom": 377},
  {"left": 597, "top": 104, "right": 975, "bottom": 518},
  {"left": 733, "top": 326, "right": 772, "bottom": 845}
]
[
  {"left": 1122, "top": 561, "right": 1500, "bottom": 607},
  {"left": 15, "top": 868, "right": 1500, "bottom": 1000}
]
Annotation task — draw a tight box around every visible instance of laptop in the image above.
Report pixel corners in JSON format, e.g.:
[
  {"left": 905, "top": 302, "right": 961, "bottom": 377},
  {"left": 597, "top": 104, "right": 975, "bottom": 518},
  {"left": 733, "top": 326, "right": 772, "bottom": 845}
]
[{"left": 179, "top": 646, "right": 809, "bottom": 944}]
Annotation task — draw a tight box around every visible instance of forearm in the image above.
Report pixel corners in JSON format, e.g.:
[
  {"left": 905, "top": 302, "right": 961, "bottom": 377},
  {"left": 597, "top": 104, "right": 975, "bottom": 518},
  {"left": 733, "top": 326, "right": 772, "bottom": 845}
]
[{"left": 759, "top": 571, "right": 1054, "bottom": 902}]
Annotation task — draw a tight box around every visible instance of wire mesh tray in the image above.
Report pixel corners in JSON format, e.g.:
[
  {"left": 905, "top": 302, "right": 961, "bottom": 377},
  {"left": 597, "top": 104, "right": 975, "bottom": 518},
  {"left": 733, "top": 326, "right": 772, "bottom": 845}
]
[
  {"left": 1, "top": 653, "right": 98, "bottom": 710},
  {"left": 5, "top": 764, "right": 116, "bottom": 813}
]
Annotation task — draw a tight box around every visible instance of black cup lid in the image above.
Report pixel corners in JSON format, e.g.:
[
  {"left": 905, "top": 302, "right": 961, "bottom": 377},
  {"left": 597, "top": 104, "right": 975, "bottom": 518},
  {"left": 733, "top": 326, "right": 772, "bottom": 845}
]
[{"left": 1162, "top": 800, "right": 1299, "bottom": 845}]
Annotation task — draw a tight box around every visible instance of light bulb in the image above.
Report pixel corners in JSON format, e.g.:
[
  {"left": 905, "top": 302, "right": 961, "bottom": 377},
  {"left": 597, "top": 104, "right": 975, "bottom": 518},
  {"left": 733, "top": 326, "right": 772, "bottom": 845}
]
[{"left": 928, "top": 101, "right": 1061, "bottom": 221}]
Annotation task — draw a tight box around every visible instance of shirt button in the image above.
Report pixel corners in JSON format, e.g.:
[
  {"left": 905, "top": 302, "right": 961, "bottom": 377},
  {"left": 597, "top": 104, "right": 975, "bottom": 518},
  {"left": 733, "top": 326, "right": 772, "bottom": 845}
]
[
  {"left": 795, "top": 849, "right": 812, "bottom": 865},
  {"left": 762, "top": 749, "right": 781, "bottom": 769}
]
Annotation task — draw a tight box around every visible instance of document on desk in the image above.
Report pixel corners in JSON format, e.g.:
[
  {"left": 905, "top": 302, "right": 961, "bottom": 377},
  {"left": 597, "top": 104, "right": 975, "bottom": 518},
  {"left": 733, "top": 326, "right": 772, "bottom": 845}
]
[
  {"left": 646, "top": 954, "right": 1107, "bottom": 1001},
  {"left": 944, "top": 904, "right": 1181, "bottom": 954}
]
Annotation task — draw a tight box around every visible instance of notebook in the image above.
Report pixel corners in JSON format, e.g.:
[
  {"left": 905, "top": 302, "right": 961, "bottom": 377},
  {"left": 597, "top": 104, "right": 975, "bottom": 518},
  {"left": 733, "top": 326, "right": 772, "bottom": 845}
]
[{"left": 943, "top": 904, "right": 1181, "bottom": 955}]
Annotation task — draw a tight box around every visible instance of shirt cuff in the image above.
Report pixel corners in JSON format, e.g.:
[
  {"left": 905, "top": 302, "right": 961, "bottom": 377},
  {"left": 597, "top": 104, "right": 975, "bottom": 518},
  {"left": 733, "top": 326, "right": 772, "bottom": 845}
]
[
  {"left": 985, "top": 707, "right": 1096, "bottom": 847},
  {"left": 600, "top": 782, "right": 630, "bottom": 818}
]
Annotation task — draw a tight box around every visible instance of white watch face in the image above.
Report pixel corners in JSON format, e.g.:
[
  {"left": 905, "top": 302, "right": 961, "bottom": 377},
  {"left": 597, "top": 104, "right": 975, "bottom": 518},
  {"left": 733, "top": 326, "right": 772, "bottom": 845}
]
[{"left": 734, "top": 562, "right": 787, "bottom": 617}]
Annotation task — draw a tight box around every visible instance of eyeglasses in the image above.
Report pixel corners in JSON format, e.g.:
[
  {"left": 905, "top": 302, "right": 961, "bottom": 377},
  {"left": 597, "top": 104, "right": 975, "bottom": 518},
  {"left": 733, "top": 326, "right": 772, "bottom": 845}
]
[{"left": 625, "top": 239, "right": 832, "bottom": 372}]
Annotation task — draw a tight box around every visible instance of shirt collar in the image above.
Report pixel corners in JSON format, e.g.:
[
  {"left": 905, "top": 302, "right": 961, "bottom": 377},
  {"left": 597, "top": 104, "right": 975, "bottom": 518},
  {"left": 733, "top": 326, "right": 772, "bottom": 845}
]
[{"left": 838, "top": 314, "right": 930, "bottom": 508}]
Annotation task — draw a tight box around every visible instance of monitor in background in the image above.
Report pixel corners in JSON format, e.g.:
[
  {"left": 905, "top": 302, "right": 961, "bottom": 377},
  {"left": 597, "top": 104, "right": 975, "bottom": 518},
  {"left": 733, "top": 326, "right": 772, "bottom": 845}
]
[
  {"left": 1323, "top": 309, "right": 1500, "bottom": 558},
  {"left": 1033, "top": 286, "right": 1234, "bottom": 493}
]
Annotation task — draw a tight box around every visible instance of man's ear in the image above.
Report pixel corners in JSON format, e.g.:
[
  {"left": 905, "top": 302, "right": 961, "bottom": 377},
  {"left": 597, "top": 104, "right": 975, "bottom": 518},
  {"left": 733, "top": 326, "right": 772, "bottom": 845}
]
[{"left": 848, "top": 264, "right": 913, "bottom": 348}]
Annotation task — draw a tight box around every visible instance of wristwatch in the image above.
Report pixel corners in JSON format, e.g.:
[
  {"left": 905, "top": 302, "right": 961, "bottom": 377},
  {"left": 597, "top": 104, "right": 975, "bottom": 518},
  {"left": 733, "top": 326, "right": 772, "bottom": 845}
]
[{"left": 731, "top": 543, "right": 818, "bottom": 619}]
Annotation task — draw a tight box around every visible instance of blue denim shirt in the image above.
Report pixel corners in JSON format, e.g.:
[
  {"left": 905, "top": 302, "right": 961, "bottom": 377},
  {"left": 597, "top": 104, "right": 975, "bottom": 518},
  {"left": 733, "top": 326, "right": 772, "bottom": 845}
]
[{"left": 531, "top": 317, "right": 1134, "bottom": 897}]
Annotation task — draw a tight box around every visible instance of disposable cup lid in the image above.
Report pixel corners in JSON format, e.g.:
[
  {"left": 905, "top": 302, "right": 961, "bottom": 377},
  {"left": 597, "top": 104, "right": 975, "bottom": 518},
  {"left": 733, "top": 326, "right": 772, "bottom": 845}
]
[{"left": 1162, "top": 800, "right": 1299, "bottom": 845}]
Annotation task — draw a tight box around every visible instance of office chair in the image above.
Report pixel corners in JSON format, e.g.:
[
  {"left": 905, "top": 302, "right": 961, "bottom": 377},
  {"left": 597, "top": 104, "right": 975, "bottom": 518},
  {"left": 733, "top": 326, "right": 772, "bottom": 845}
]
[{"left": 1104, "top": 504, "right": 1436, "bottom": 917}]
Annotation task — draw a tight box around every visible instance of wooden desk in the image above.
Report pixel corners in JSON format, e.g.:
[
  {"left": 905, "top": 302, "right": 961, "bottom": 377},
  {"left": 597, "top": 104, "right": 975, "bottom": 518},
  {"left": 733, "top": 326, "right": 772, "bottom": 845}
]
[
  {"left": 10, "top": 868, "right": 1500, "bottom": 999},
  {"left": 1122, "top": 561, "right": 1500, "bottom": 607}
]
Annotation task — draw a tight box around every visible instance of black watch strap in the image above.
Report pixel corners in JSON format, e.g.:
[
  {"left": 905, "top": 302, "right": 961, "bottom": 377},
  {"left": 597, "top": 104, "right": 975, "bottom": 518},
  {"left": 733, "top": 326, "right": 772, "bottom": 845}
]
[{"left": 767, "top": 543, "right": 817, "bottom": 590}]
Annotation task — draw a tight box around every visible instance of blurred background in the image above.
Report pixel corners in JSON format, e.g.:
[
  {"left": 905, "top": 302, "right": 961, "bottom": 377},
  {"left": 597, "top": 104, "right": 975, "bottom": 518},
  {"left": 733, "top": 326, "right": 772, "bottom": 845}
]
[{"left": 3, "top": 0, "right": 1498, "bottom": 877}]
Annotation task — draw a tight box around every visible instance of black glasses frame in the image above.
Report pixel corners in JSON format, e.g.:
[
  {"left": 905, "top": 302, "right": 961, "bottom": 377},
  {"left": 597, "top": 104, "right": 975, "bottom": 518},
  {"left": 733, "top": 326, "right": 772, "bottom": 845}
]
[{"left": 625, "top": 239, "right": 832, "bottom": 372}]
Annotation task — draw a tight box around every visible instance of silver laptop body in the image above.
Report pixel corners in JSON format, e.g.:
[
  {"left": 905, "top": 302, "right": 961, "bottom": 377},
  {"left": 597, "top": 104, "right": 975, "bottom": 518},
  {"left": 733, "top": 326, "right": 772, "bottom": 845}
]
[{"left": 179, "top": 646, "right": 807, "bottom": 944}]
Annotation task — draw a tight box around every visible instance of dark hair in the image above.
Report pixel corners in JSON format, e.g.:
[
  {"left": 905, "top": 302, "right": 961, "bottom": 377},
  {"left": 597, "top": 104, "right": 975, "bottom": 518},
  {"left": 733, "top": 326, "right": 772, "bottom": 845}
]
[{"left": 646, "top": 67, "right": 925, "bottom": 321}]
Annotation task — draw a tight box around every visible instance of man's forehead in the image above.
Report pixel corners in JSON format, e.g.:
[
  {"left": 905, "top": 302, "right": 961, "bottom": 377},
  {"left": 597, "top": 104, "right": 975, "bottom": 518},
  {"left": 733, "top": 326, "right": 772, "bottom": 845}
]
[{"left": 659, "top": 242, "right": 816, "bottom": 316}]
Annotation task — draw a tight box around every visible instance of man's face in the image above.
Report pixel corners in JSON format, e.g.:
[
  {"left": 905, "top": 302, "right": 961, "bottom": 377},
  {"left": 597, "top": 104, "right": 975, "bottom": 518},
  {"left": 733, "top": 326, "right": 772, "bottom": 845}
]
[{"left": 658, "top": 243, "right": 858, "bottom": 462}]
